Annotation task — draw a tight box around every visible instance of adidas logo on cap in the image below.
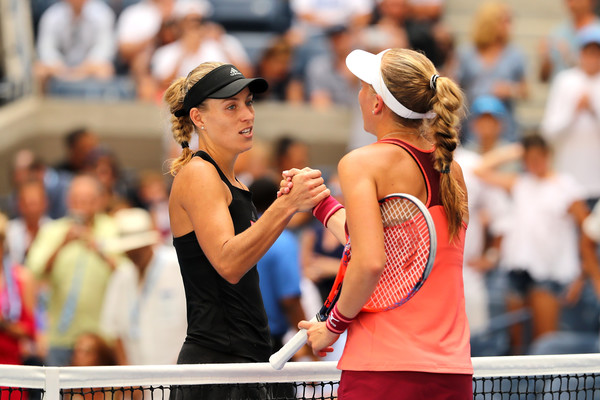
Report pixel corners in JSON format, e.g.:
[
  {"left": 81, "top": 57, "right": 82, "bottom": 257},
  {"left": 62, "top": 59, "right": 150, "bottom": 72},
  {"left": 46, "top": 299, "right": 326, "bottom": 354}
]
[{"left": 230, "top": 68, "right": 242, "bottom": 76}]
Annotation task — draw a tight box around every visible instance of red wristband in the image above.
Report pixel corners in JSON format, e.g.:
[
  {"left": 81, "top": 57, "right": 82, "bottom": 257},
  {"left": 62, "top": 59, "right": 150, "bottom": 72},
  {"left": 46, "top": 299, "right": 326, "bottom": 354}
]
[
  {"left": 326, "top": 303, "right": 353, "bottom": 335},
  {"left": 312, "top": 195, "right": 343, "bottom": 227}
]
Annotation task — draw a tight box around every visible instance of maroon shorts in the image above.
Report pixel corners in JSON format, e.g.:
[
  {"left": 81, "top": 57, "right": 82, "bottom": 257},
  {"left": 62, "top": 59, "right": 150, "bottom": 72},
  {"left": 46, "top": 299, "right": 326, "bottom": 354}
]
[{"left": 338, "top": 370, "right": 473, "bottom": 400}]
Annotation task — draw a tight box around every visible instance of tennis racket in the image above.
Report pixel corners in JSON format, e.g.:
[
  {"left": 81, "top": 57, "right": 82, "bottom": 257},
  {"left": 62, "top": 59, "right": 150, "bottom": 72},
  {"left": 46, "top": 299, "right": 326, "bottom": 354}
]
[{"left": 269, "top": 193, "right": 437, "bottom": 370}]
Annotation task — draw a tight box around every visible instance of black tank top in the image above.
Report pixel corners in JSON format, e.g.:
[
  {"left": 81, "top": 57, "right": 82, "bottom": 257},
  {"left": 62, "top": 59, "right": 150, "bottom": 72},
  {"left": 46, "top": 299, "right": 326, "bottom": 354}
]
[{"left": 172, "top": 151, "right": 271, "bottom": 362}]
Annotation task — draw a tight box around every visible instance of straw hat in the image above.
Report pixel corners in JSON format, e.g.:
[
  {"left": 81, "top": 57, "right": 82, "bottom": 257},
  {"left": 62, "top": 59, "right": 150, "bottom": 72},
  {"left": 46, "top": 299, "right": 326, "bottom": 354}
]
[{"left": 105, "top": 208, "right": 160, "bottom": 253}]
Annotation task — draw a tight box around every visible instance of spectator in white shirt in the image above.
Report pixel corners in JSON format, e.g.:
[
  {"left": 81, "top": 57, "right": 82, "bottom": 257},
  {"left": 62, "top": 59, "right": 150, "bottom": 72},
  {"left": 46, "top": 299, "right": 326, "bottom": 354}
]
[
  {"left": 35, "top": 0, "right": 116, "bottom": 89},
  {"left": 290, "top": 0, "right": 373, "bottom": 33},
  {"left": 455, "top": 147, "right": 510, "bottom": 335},
  {"left": 541, "top": 25, "right": 600, "bottom": 205},
  {"left": 287, "top": 0, "right": 374, "bottom": 85},
  {"left": 538, "top": 0, "right": 600, "bottom": 83},
  {"left": 475, "top": 135, "right": 597, "bottom": 353},
  {"left": 150, "top": 0, "right": 251, "bottom": 95},
  {"left": 116, "top": 0, "right": 175, "bottom": 72},
  {"left": 101, "top": 208, "right": 186, "bottom": 365}
]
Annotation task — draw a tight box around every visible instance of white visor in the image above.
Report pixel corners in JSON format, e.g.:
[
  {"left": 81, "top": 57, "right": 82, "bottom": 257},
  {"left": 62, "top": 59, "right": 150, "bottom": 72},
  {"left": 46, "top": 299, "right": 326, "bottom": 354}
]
[{"left": 346, "top": 49, "right": 436, "bottom": 120}]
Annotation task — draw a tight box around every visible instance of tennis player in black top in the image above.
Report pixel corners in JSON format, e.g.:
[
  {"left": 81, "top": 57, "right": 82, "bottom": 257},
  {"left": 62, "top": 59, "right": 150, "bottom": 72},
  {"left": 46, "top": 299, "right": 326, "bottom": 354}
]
[{"left": 164, "top": 62, "right": 329, "bottom": 399}]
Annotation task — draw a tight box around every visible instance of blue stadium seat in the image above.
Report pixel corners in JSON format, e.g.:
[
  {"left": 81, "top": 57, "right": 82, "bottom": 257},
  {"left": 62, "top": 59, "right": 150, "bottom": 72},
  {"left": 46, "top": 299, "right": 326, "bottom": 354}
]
[
  {"left": 229, "top": 31, "right": 278, "bottom": 67},
  {"left": 207, "top": 0, "right": 292, "bottom": 33},
  {"left": 560, "top": 281, "right": 600, "bottom": 333},
  {"left": 529, "top": 331, "right": 599, "bottom": 355},
  {"left": 470, "top": 309, "right": 532, "bottom": 357},
  {"left": 46, "top": 76, "right": 136, "bottom": 100},
  {"left": 101, "top": 0, "right": 142, "bottom": 16},
  {"left": 30, "top": 0, "right": 57, "bottom": 35}
]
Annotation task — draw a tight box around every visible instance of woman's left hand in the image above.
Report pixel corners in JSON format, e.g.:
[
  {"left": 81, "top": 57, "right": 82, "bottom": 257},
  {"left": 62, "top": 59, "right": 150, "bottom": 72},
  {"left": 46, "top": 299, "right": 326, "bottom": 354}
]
[{"left": 298, "top": 320, "right": 339, "bottom": 357}]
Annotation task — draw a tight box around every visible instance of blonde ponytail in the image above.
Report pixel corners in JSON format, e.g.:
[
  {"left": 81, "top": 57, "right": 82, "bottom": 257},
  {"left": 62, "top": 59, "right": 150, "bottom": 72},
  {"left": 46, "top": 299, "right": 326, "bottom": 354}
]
[
  {"left": 163, "top": 62, "right": 226, "bottom": 176},
  {"left": 381, "top": 48, "right": 467, "bottom": 240}
]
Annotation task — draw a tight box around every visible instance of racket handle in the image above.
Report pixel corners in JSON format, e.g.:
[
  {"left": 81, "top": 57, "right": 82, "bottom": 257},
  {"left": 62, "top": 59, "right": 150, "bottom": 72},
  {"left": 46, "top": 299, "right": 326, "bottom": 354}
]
[{"left": 269, "top": 316, "right": 317, "bottom": 370}]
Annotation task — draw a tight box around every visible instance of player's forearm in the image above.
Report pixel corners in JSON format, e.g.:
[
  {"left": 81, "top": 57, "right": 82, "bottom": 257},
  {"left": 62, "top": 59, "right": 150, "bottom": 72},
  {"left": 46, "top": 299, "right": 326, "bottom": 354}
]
[
  {"left": 325, "top": 209, "right": 347, "bottom": 245},
  {"left": 216, "top": 198, "right": 295, "bottom": 284},
  {"left": 335, "top": 255, "right": 386, "bottom": 319}
]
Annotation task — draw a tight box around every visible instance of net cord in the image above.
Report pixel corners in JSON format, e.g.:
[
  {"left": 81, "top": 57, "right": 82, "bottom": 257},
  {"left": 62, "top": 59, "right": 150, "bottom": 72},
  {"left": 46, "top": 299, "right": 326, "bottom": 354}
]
[{"left": 3, "top": 355, "right": 600, "bottom": 391}]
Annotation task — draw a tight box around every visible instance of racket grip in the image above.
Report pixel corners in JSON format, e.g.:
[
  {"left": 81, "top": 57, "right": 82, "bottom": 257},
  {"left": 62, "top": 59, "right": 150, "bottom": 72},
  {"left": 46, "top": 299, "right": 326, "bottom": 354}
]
[{"left": 269, "top": 316, "right": 317, "bottom": 370}]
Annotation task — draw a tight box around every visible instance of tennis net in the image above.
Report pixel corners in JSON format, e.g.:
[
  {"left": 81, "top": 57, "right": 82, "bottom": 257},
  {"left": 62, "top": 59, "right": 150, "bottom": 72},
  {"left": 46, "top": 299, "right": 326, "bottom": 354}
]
[{"left": 1, "top": 354, "right": 600, "bottom": 399}]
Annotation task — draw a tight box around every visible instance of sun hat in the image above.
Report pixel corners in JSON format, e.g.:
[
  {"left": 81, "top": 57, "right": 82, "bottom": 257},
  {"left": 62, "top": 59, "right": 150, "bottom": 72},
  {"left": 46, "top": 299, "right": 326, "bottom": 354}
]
[
  {"left": 104, "top": 208, "right": 160, "bottom": 253},
  {"left": 345, "top": 48, "right": 436, "bottom": 119}
]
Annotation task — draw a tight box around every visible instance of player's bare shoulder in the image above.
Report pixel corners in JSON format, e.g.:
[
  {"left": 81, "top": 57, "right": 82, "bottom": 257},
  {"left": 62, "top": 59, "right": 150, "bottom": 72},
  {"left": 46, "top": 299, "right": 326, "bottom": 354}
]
[
  {"left": 171, "top": 156, "right": 225, "bottom": 203},
  {"left": 339, "top": 143, "right": 390, "bottom": 173}
]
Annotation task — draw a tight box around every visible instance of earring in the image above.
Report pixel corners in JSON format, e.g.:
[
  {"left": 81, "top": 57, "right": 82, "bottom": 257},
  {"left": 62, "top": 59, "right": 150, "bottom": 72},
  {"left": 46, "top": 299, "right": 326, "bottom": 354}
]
[
  {"left": 372, "top": 110, "right": 376, "bottom": 115},
  {"left": 200, "top": 126, "right": 205, "bottom": 130}
]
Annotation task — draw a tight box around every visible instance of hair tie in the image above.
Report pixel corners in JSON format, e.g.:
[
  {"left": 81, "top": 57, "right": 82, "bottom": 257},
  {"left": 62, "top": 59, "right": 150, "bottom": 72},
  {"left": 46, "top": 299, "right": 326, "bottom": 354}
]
[
  {"left": 181, "top": 141, "right": 189, "bottom": 149},
  {"left": 430, "top": 74, "right": 440, "bottom": 91},
  {"left": 440, "top": 165, "right": 451, "bottom": 174}
]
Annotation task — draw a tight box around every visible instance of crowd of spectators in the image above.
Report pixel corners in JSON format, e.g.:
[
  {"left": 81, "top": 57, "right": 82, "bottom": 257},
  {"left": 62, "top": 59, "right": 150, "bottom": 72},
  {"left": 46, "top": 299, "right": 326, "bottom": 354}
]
[
  {"left": 1, "top": 0, "right": 600, "bottom": 371},
  {"left": 30, "top": 0, "right": 454, "bottom": 107}
]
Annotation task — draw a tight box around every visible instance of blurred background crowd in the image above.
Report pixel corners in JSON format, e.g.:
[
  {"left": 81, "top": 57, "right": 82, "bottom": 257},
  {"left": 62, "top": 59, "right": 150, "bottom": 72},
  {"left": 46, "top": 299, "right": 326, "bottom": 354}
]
[{"left": 0, "top": 0, "right": 600, "bottom": 374}]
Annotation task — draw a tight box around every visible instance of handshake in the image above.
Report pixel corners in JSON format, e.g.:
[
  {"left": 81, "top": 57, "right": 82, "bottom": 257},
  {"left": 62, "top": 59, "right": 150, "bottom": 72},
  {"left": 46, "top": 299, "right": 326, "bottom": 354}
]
[
  {"left": 276, "top": 168, "right": 344, "bottom": 231},
  {"left": 275, "top": 167, "right": 329, "bottom": 213}
]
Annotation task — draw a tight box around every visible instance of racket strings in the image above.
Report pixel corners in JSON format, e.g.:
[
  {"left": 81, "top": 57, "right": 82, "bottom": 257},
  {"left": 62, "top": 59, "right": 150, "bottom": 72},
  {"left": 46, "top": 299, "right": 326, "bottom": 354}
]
[{"left": 365, "top": 199, "right": 432, "bottom": 311}]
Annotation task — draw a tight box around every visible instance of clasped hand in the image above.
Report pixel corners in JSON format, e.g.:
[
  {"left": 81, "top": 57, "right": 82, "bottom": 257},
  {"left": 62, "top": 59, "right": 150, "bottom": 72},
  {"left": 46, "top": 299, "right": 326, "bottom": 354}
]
[{"left": 277, "top": 167, "right": 330, "bottom": 212}]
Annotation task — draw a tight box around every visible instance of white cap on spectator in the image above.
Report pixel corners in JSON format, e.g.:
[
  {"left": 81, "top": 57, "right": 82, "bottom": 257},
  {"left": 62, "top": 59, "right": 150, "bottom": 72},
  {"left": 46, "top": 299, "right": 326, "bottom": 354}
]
[{"left": 174, "top": 0, "right": 213, "bottom": 19}]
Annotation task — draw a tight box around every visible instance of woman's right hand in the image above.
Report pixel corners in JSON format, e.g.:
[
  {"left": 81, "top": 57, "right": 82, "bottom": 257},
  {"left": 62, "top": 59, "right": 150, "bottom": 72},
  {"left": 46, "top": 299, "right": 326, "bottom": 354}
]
[
  {"left": 279, "top": 168, "right": 330, "bottom": 212},
  {"left": 298, "top": 320, "right": 338, "bottom": 357}
]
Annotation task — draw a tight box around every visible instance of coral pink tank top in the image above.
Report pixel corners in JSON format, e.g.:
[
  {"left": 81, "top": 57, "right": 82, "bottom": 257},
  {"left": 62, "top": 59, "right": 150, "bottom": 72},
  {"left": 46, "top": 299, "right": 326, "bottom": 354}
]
[{"left": 337, "top": 138, "right": 472, "bottom": 374}]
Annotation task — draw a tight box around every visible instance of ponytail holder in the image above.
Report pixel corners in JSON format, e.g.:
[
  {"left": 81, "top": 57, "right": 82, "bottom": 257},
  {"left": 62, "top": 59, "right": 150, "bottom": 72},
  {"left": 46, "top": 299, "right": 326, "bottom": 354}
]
[
  {"left": 181, "top": 141, "right": 189, "bottom": 149},
  {"left": 430, "top": 74, "right": 439, "bottom": 91},
  {"left": 440, "top": 165, "right": 451, "bottom": 174}
]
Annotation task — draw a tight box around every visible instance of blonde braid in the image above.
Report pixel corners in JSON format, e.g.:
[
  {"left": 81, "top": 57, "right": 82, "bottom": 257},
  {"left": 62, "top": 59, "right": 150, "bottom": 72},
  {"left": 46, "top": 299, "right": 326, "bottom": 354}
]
[
  {"left": 381, "top": 48, "right": 467, "bottom": 240},
  {"left": 163, "top": 62, "right": 225, "bottom": 176},
  {"left": 430, "top": 77, "right": 467, "bottom": 240}
]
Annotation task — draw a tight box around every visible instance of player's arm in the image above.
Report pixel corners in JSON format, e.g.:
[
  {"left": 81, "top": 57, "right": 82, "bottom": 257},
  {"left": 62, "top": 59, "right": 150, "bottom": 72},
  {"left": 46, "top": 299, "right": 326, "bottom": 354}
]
[
  {"left": 298, "top": 150, "right": 385, "bottom": 356},
  {"left": 334, "top": 151, "right": 387, "bottom": 319},
  {"left": 175, "top": 161, "right": 329, "bottom": 284}
]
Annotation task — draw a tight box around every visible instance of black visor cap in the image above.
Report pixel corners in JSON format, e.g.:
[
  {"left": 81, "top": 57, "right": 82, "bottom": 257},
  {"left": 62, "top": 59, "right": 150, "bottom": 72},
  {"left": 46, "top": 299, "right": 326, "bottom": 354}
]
[
  {"left": 208, "top": 76, "right": 268, "bottom": 99},
  {"left": 174, "top": 64, "right": 268, "bottom": 117}
]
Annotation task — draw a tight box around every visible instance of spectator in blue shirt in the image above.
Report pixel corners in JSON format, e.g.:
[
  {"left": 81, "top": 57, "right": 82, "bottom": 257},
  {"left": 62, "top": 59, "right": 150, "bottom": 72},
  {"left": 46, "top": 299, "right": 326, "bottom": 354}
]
[{"left": 250, "top": 177, "right": 306, "bottom": 353}]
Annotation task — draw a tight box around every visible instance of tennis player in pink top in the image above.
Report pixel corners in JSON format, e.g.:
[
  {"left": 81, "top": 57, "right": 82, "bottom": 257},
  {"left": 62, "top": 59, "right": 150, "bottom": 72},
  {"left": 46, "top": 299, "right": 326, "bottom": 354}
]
[{"left": 283, "top": 48, "right": 473, "bottom": 399}]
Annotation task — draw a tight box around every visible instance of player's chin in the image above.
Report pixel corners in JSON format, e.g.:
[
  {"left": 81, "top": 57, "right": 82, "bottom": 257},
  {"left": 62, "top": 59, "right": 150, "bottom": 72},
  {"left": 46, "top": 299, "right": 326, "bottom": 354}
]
[{"left": 238, "top": 139, "right": 253, "bottom": 153}]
